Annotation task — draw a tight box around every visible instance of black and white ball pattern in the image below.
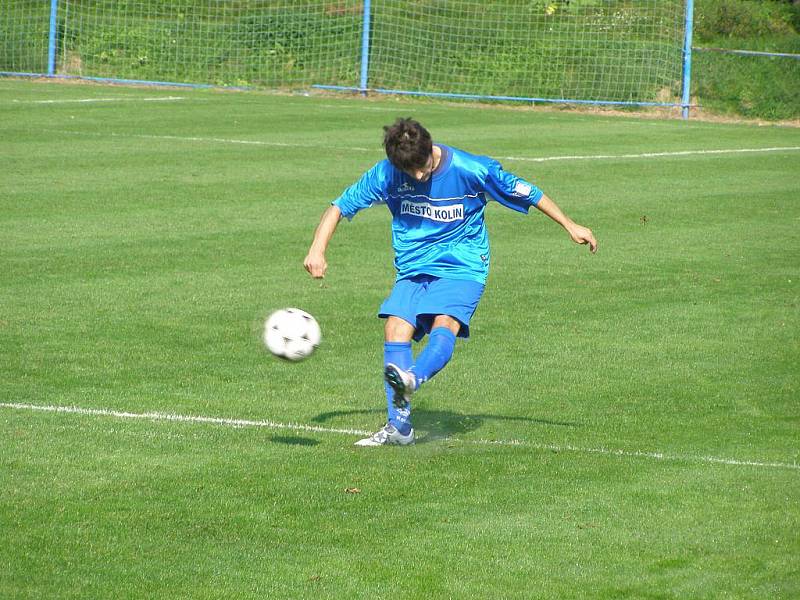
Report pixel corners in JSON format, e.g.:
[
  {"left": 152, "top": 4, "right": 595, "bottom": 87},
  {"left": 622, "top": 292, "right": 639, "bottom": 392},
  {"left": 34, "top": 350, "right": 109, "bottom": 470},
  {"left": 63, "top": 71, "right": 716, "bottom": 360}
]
[{"left": 263, "top": 308, "right": 321, "bottom": 361}]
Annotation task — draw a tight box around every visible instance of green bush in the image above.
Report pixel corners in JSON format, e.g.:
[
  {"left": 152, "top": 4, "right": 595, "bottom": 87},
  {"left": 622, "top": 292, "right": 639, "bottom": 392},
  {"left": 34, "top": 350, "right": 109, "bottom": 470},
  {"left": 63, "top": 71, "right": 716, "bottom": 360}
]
[
  {"left": 693, "top": 49, "right": 800, "bottom": 119},
  {"left": 695, "top": 0, "right": 797, "bottom": 39},
  {"left": 691, "top": 1, "right": 800, "bottom": 120}
]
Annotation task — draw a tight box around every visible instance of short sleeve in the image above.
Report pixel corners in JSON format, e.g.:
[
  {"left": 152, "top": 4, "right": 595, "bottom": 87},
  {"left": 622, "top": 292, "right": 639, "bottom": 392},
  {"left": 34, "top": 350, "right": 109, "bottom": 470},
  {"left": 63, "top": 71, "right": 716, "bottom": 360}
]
[
  {"left": 332, "top": 161, "right": 389, "bottom": 220},
  {"left": 483, "top": 159, "right": 543, "bottom": 214}
]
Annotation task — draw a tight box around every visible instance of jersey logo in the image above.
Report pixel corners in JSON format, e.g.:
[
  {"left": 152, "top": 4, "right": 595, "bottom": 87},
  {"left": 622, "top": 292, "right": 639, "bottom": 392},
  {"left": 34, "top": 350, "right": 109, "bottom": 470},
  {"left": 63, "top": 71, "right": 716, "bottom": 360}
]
[
  {"left": 400, "top": 200, "right": 464, "bottom": 222},
  {"left": 513, "top": 181, "right": 532, "bottom": 197},
  {"left": 397, "top": 182, "right": 414, "bottom": 193}
]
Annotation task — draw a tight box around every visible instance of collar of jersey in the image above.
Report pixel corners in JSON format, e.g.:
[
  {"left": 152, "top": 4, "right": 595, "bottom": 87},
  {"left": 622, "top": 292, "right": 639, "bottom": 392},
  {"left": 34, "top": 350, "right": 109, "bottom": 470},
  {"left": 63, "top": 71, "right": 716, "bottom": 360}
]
[{"left": 430, "top": 144, "right": 452, "bottom": 180}]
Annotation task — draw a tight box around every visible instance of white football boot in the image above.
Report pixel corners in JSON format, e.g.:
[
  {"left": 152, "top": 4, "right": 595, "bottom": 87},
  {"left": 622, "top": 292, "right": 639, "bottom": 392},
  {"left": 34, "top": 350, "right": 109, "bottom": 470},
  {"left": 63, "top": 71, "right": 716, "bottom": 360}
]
[
  {"left": 354, "top": 423, "right": 415, "bottom": 447},
  {"left": 384, "top": 363, "right": 417, "bottom": 409}
]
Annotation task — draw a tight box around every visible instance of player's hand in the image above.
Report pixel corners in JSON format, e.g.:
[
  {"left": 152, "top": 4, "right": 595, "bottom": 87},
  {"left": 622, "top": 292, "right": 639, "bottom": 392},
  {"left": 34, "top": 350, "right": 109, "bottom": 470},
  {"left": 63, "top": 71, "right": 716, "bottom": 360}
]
[
  {"left": 568, "top": 224, "right": 598, "bottom": 253},
  {"left": 303, "top": 250, "right": 328, "bottom": 278}
]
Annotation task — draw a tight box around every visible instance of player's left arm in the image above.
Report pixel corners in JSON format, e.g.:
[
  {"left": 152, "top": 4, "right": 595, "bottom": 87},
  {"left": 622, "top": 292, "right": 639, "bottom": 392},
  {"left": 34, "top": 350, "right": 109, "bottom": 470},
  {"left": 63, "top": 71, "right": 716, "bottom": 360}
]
[
  {"left": 535, "top": 193, "right": 598, "bottom": 253},
  {"left": 481, "top": 158, "right": 597, "bottom": 253}
]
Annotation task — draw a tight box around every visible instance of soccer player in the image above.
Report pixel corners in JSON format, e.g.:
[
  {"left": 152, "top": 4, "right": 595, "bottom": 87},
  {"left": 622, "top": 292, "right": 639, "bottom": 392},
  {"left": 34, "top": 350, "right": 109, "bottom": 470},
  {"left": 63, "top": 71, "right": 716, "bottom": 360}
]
[{"left": 304, "top": 118, "right": 597, "bottom": 446}]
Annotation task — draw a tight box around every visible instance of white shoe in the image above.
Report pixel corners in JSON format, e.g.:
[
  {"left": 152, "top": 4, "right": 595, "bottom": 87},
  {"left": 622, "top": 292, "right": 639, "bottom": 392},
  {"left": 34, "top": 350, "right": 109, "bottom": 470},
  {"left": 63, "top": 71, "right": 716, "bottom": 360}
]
[
  {"left": 384, "top": 363, "right": 417, "bottom": 409},
  {"left": 354, "top": 423, "right": 415, "bottom": 447}
]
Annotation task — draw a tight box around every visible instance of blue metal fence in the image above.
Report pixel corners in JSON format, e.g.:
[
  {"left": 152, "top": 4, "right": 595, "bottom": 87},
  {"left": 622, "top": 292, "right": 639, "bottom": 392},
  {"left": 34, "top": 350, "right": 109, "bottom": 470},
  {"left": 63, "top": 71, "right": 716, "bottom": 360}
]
[
  {"left": 47, "top": 0, "right": 58, "bottom": 75},
  {"left": 680, "top": 0, "right": 695, "bottom": 119},
  {"left": 17, "top": 0, "right": 700, "bottom": 117}
]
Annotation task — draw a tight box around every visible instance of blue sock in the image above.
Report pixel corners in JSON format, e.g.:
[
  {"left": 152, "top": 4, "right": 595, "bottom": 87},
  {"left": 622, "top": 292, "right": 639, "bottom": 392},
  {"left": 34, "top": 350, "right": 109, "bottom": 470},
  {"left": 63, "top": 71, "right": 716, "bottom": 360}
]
[
  {"left": 384, "top": 341, "right": 413, "bottom": 434},
  {"left": 412, "top": 327, "right": 457, "bottom": 386}
]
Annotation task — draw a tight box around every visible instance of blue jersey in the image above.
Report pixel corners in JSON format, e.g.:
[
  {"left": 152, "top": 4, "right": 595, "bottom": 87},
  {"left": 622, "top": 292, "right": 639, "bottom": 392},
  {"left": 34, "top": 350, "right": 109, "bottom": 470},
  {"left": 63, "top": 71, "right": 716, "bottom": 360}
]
[{"left": 333, "top": 144, "right": 543, "bottom": 284}]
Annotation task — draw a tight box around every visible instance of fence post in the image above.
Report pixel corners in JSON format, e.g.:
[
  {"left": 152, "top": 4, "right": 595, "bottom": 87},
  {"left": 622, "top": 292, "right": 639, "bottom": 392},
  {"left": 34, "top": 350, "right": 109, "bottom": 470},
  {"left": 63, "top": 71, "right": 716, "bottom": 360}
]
[
  {"left": 681, "top": 0, "right": 695, "bottom": 119},
  {"left": 359, "top": 0, "right": 371, "bottom": 95},
  {"left": 47, "top": 0, "right": 59, "bottom": 75}
]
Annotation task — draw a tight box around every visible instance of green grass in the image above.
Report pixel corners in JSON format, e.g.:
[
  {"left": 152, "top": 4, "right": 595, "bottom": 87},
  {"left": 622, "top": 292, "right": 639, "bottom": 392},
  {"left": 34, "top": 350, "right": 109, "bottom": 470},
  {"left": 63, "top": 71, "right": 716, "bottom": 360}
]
[{"left": 1, "top": 79, "right": 799, "bottom": 599}]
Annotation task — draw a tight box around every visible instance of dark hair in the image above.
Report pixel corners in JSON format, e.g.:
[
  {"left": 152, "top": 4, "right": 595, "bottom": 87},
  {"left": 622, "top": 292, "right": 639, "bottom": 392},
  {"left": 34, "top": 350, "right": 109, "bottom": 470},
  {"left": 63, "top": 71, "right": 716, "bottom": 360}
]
[{"left": 382, "top": 118, "right": 433, "bottom": 171}]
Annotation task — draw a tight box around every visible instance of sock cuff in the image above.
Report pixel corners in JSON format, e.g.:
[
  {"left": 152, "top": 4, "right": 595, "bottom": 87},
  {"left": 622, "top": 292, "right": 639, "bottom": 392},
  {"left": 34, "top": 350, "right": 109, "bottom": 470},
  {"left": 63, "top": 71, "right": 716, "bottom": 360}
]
[
  {"left": 429, "top": 327, "right": 457, "bottom": 343},
  {"left": 384, "top": 341, "right": 412, "bottom": 350}
]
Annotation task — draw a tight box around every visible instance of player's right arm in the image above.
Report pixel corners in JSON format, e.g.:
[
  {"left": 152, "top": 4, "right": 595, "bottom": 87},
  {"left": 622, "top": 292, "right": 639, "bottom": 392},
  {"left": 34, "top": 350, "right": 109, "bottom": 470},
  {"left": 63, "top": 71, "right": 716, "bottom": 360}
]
[
  {"left": 304, "top": 161, "right": 391, "bottom": 279},
  {"left": 304, "top": 204, "right": 342, "bottom": 279}
]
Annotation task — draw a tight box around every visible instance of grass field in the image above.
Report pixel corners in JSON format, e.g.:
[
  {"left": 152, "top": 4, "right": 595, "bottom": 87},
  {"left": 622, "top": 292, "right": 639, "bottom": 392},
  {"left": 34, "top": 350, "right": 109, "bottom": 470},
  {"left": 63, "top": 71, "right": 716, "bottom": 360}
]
[{"left": 1, "top": 79, "right": 799, "bottom": 599}]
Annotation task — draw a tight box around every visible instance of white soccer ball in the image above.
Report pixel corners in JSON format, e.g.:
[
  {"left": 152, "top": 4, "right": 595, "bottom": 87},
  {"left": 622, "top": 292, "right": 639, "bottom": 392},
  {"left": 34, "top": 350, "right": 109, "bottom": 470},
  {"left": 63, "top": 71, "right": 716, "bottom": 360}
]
[{"left": 263, "top": 308, "right": 321, "bottom": 361}]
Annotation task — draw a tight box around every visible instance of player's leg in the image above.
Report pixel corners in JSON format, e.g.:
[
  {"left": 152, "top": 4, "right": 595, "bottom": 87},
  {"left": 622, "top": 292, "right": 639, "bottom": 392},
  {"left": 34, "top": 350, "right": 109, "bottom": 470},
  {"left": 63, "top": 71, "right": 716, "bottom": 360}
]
[
  {"left": 355, "top": 279, "right": 423, "bottom": 446},
  {"left": 354, "top": 316, "right": 416, "bottom": 446},
  {"left": 384, "top": 277, "right": 484, "bottom": 400},
  {"left": 409, "top": 314, "right": 459, "bottom": 385},
  {"left": 382, "top": 316, "right": 415, "bottom": 434},
  {"left": 384, "top": 315, "right": 457, "bottom": 403}
]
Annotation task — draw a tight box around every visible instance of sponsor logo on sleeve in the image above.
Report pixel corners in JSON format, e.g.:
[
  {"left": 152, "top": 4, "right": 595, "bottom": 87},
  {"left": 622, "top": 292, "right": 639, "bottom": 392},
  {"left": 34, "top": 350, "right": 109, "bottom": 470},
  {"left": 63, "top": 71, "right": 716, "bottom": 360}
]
[{"left": 513, "top": 181, "right": 532, "bottom": 197}]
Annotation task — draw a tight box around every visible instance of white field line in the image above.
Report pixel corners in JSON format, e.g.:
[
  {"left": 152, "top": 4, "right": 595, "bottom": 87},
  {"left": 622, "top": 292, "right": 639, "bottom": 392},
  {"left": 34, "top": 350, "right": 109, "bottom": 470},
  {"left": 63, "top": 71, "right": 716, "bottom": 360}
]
[
  {"left": 473, "top": 439, "right": 800, "bottom": 471},
  {"left": 131, "top": 133, "right": 375, "bottom": 152},
  {"left": 498, "top": 146, "right": 800, "bottom": 163},
  {"left": 35, "top": 128, "right": 800, "bottom": 160},
  {"left": 315, "top": 103, "right": 416, "bottom": 112},
  {"left": 0, "top": 402, "right": 370, "bottom": 437},
  {"left": 2, "top": 402, "right": 798, "bottom": 472},
  {"left": 11, "top": 96, "right": 185, "bottom": 104},
  {"left": 42, "top": 129, "right": 374, "bottom": 152}
]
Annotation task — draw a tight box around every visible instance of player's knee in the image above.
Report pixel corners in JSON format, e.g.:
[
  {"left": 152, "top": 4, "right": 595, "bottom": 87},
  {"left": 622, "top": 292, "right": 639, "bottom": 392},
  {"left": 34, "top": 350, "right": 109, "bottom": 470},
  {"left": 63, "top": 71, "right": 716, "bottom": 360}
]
[
  {"left": 432, "top": 314, "right": 461, "bottom": 336},
  {"left": 384, "top": 317, "right": 414, "bottom": 342}
]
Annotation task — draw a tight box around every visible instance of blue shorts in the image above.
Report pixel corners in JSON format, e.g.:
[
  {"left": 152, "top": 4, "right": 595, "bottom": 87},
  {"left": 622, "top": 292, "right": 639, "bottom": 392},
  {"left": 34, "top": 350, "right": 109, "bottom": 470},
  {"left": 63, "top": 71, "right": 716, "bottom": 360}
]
[{"left": 378, "top": 275, "right": 485, "bottom": 341}]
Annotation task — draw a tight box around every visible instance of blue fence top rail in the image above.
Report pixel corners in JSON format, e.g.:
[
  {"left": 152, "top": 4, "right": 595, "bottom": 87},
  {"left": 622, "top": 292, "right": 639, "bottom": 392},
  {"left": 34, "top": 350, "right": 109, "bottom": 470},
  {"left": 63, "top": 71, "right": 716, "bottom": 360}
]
[{"left": 693, "top": 47, "right": 800, "bottom": 60}]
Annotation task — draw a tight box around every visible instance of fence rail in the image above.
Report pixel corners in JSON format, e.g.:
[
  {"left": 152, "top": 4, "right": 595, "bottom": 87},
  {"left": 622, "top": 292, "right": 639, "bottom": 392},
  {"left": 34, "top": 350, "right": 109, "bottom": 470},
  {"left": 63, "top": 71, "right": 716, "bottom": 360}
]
[
  {"left": 3, "top": 0, "right": 696, "bottom": 115},
  {"left": 694, "top": 47, "right": 800, "bottom": 60}
]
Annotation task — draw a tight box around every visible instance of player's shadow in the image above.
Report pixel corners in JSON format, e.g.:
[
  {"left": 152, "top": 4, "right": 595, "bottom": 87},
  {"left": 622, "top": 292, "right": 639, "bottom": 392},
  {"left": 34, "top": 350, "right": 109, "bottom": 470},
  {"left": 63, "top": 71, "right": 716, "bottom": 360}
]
[{"left": 312, "top": 407, "right": 579, "bottom": 444}]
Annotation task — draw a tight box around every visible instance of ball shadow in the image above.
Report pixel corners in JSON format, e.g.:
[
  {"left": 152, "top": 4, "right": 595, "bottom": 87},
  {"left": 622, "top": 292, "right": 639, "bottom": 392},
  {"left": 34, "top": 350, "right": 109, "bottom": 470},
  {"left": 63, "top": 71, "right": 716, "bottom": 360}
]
[{"left": 270, "top": 435, "right": 320, "bottom": 447}]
